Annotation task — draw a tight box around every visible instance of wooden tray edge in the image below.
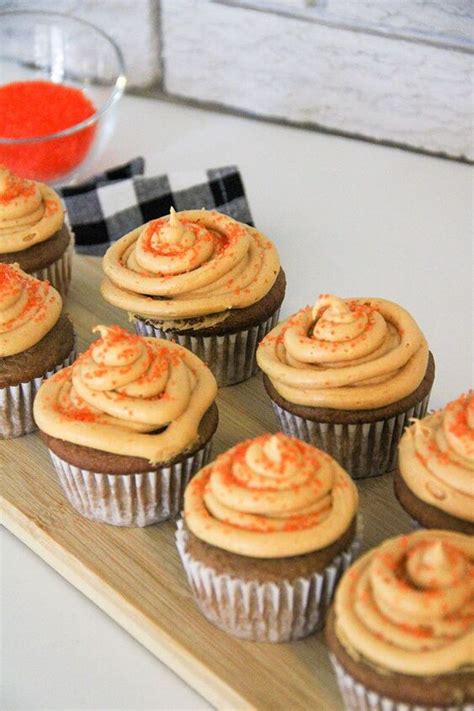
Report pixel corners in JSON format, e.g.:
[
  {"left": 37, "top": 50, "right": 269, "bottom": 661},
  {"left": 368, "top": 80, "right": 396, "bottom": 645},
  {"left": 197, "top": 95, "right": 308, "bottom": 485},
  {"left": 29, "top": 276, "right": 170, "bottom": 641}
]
[{"left": 0, "top": 495, "right": 255, "bottom": 711}]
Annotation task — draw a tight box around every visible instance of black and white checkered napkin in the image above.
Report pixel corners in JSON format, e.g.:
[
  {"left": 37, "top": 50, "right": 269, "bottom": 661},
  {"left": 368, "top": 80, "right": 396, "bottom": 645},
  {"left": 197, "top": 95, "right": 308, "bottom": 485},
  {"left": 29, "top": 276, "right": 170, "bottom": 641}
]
[{"left": 59, "top": 159, "right": 253, "bottom": 256}]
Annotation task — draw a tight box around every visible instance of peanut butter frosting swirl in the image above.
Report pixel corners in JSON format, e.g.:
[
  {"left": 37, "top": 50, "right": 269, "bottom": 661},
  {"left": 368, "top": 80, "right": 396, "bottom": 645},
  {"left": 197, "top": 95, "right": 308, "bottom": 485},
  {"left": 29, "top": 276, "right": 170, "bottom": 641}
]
[
  {"left": 0, "top": 263, "right": 62, "bottom": 356},
  {"left": 34, "top": 325, "right": 217, "bottom": 463},
  {"left": 399, "top": 392, "right": 474, "bottom": 523},
  {"left": 101, "top": 208, "right": 280, "bottom": 321},
  {"left": 257, "top": 294, "right": 429, "bottom": 410},
  {"left": 335, "top": 530, "right": 474, "bottom": 676},
  {"left": 0, "top": 166, "right": 64, "bottom": 254},
  {"left": 184, "top": 433, "right": 358, "bottom": 558}
]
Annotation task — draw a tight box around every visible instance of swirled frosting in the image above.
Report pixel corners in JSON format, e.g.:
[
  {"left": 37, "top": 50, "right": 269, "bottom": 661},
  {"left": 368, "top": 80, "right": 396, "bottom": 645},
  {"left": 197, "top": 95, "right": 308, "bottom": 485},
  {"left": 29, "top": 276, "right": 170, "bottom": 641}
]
[
  {"left": 257, "top": 294, "right": 429, "bottom": 410},
  {"left": 101, "top": 208, "right": 280, "bottom": 322},
  {"left": 33, "top": 325, "right": 217, "bottom": 463},
  {"left": 0, "top": 166, "right": 63, "bottom": 254},
  {"left": 399, "top": 392, "right": 474, "bottom": 523},
  {"left": 0, "top": 263, "right": 62, "bottom": 356},
  {"left": 184, "top": 433, "right": 358, "bottom": 558},
  {"left": 335, "top": 530, "right": 474, "bottom": 676}
]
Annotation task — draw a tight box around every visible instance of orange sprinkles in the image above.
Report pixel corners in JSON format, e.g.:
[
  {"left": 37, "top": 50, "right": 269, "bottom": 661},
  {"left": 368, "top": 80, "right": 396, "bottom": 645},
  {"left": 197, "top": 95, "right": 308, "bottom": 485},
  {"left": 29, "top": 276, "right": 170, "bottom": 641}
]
[
  {"left": 0, "top": 170, "right": 36, "bottom": 204},
  {"left": 0, "top": 264, "right": 51, "bottom": 329}
]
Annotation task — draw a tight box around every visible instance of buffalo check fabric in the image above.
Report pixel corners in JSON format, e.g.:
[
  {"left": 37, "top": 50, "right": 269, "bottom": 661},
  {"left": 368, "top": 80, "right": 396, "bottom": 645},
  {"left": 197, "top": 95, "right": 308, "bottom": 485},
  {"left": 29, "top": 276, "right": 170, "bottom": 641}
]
[{"left": 59, "top": 159, "right": 254, "bottom": 256}]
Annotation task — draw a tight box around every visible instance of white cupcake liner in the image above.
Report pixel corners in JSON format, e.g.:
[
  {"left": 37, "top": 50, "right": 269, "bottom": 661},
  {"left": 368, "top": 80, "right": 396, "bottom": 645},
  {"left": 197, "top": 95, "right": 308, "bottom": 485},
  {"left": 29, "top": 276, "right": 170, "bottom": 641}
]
[
  {"left": 329, "top": 654, "right": 472, "bottom": 711},
  {"left": 0, "top": 347, "right": 76, "bottom": 439},
  {"left": 48, "top": 440, "right": 213, "bottom": 527},
  {"left": 271, "top": 393, "right": 431, "bottom": 479},
  {"left": 32, "top": 229, "right": 74, "bottom": 298},
  {"left": 176, "top": 521, "right": 361, "bottom": 643},
  {"left": 134, "top": 309, "right": 281, "bottom": 387}
]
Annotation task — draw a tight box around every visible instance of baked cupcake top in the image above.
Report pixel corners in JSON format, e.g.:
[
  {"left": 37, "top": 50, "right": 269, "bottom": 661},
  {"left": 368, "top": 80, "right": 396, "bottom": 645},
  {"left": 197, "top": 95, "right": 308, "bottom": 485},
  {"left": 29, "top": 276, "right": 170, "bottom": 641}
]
[
  {"left": 334, "top": 530, "right": 474, "bottom": 676},
  {"left": 398, "top": 392, "right": 473, "bottom": 523},
  {"left": 33, "top": 325, "right": 217, "bottom": 463},
  {"left": 184, "top": 432, "right": 358, "bottom": 558},
  {"left": 0, "top": 263, "right": 62, "bottom": 356},
  {"left": 0, "top": 166, "right": 63, "bottom": 254},
  {"left": 101, "top": 208, "right": 280, "bottom": 327},
  {"left": 257, "top": 293, "right": 429, "bottom": 410}
]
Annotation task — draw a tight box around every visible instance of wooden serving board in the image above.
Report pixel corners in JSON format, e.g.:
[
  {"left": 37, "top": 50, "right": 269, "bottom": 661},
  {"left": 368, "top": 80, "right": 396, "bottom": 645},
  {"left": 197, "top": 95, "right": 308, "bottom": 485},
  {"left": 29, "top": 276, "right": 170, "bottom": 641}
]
[{"left": 1, "top": 256, "right": 415, "bottom": 711}]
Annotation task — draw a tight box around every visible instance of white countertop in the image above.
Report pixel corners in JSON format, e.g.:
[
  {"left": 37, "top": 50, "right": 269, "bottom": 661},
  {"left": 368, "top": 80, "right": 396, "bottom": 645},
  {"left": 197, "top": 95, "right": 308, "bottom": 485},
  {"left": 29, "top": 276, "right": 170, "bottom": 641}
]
[{"left": 2, "top": 94, "right": 472, "bottom": 711}]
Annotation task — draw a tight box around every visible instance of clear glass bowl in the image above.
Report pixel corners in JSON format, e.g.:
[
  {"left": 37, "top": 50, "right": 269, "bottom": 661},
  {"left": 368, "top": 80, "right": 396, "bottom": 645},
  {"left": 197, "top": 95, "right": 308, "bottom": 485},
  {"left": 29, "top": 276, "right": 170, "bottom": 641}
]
[{"left": 0, "top": 11, "right": 126, "bottom": 185}]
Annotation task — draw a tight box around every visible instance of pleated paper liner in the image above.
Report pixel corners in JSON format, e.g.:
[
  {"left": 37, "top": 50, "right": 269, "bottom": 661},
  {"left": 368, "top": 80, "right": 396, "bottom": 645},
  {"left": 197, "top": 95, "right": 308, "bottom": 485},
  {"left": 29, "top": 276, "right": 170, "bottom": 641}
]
[
  {"left": 271, "top": 393, "right": 431, "bottom": 479},
  {"left": 329, "top": 654, "right": 469, "bottom": 711},
  {"left": 1, "top": 347, "right": 76, "bottom": 439},
  {"left": 176, "top": 521, "right": 361, "bottom": 643},
  {"left": 49, "top": 441, "right": 213, "bottom": 527},
  {"left": 134, "top": 310, "right": 281, "bottom": 387}
]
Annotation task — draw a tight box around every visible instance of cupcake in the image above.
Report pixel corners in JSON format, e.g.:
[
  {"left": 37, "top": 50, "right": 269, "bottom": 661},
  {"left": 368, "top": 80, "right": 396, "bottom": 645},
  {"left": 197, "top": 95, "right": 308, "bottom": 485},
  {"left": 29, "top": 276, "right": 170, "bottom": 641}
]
[
  {"left": 33, "top": 325, "right": 218, "bottom": 527},
  {"left": 257, "top": 294, "right": 435, "bottom": 478},
  {"left": 395, "top": 392, "right": 473, "bottom": 534},
  {"left": 176, "top": 432, "right": 360, "bottom": 642},
  {"left": 101, "top": 208, "right": 285, "bottom": 386},
  {"left": 0, "top": 166, "right": 73, "bottom": 296},
  {"left": 0, "top": 263, "right": 75, "bottom": 438},
  {"left": 326, "top": 530, "right": 474, "bottom": 710}
]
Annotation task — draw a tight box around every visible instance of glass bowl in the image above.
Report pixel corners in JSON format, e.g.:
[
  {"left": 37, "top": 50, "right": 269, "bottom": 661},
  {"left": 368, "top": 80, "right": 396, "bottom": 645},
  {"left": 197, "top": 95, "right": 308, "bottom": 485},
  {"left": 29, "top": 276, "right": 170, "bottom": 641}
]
[{"left": 0, "top": 11, "right": 126, "bottom": 185}]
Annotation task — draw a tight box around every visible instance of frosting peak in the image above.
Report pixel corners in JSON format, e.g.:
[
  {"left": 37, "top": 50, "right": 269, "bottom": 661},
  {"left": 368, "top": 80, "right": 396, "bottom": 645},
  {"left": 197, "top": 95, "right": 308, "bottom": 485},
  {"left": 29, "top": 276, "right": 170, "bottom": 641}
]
[
  {"left": 312, "top": 294, "right": 354, "bottom": 322},
  {"left": 33, "top": 325, "right": 218, "bottom": 463},
  {"left": 184, "top": 433, "right": 358, "bottom": 558},
  {"left": 90, "top": 324, "right": 143, "bottom": 368},
  {"left": 159, "top": 207, "right": 196, "bottom": 246},
  {"left": 74, "top": 325, "right": 173, "bottom": 406},
  {"left": 406, "top": 541, "right": 465, "bottom": 589},
  {"left": 257, "top": 295, "right": 429, "bottom": 410},
  {"left": 398, "top": 392, "right": 474, "bottom": 522},
  {"left": 0, "top": 166, "right": 40, "bottom": 213},
  {"left": 101, "top": 209, "right": 280, "bottom": 321},
  {"left": 138, "top": 209, "right": 216, "bottom": 276},
  {"left": 0, "top": 263, "right": 62, "bottom": 356},
  {"left": 335, "top": 530, "right": 474, "bottom": 675},
  {"left": 0, "top": 166, "right": 63, "bottom": 254},
  {"left": 255, "top": 432, "right": 291, "bottom": 470},
  {"left": 308, "top": 294, "right": 386, "bottom": 361}
]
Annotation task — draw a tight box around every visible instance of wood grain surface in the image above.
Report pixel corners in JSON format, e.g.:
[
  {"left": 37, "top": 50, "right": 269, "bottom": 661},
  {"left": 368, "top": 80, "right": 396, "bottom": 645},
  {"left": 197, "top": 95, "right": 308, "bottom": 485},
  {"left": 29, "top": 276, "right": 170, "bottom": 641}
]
[{"left": 0, "top": 256, "right": 416, "bottom": 711}]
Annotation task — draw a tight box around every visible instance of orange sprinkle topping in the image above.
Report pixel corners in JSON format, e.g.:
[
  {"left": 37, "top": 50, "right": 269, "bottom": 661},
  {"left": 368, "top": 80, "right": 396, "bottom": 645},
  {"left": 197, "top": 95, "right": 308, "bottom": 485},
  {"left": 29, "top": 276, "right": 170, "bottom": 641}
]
[
  {"left": 0, "top": 171, "right": 36, "bottom": 203},
  {"left": 0, "top": 263, "right": 50, "bottom": 327}
]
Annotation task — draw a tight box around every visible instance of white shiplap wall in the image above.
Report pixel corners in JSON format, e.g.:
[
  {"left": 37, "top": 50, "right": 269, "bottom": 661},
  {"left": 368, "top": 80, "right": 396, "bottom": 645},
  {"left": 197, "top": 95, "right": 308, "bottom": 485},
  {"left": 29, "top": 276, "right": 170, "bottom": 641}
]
[{"left": 161, "top": 0, "right": 473, "bottom": 160}]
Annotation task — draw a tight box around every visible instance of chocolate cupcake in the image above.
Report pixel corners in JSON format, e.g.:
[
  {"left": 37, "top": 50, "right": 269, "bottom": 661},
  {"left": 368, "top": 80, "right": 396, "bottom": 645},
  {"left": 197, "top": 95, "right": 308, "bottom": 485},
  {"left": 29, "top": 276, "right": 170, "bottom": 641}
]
[
  {"left": 101, "top": 208, "right": 285, "bottom": 386},
  {"left": 257, "top": 294, "right": 435, "bottom": 478},
  {"left": 34, "top": 325, "right": 218, "bottom": 527},
  {"left": 326, "top": 530, "right": 474, "bottom": 710},
  {"left": 0, "top": 166, "right": 73, "bottom": 296},
  {"left": 0, "top": 263, "right": 75, "bottom": 438},
  {"left": 176, "top": 433, "right": 360, "bottom": 642},
  {"left": 395, "top": 392, "right": 473, "bottom": 534}
]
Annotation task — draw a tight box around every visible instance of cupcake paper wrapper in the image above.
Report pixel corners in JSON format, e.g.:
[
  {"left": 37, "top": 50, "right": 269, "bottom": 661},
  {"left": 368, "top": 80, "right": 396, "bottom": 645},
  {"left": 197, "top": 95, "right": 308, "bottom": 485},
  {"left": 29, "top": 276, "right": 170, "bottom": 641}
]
[
  {"left": 329, "top": 654, "right": 471, "bottom": 711},
  {"left": 134, "top": 310, "right": 281, "bottom": 387},
  {"left": 176, "top": 521, "right": 361, "bottom": 643},
  {"left": 49, "top": 441, "right": 213, "bottom": 527},
  {"left": 271, "top": 393, "right": 431, "bottom": 479},
  {"left": 32, "top": 229, "right": 74, "bottom": 298},
  {"left": 0, "top": 347, "right": 76, "bottom": 439}
]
